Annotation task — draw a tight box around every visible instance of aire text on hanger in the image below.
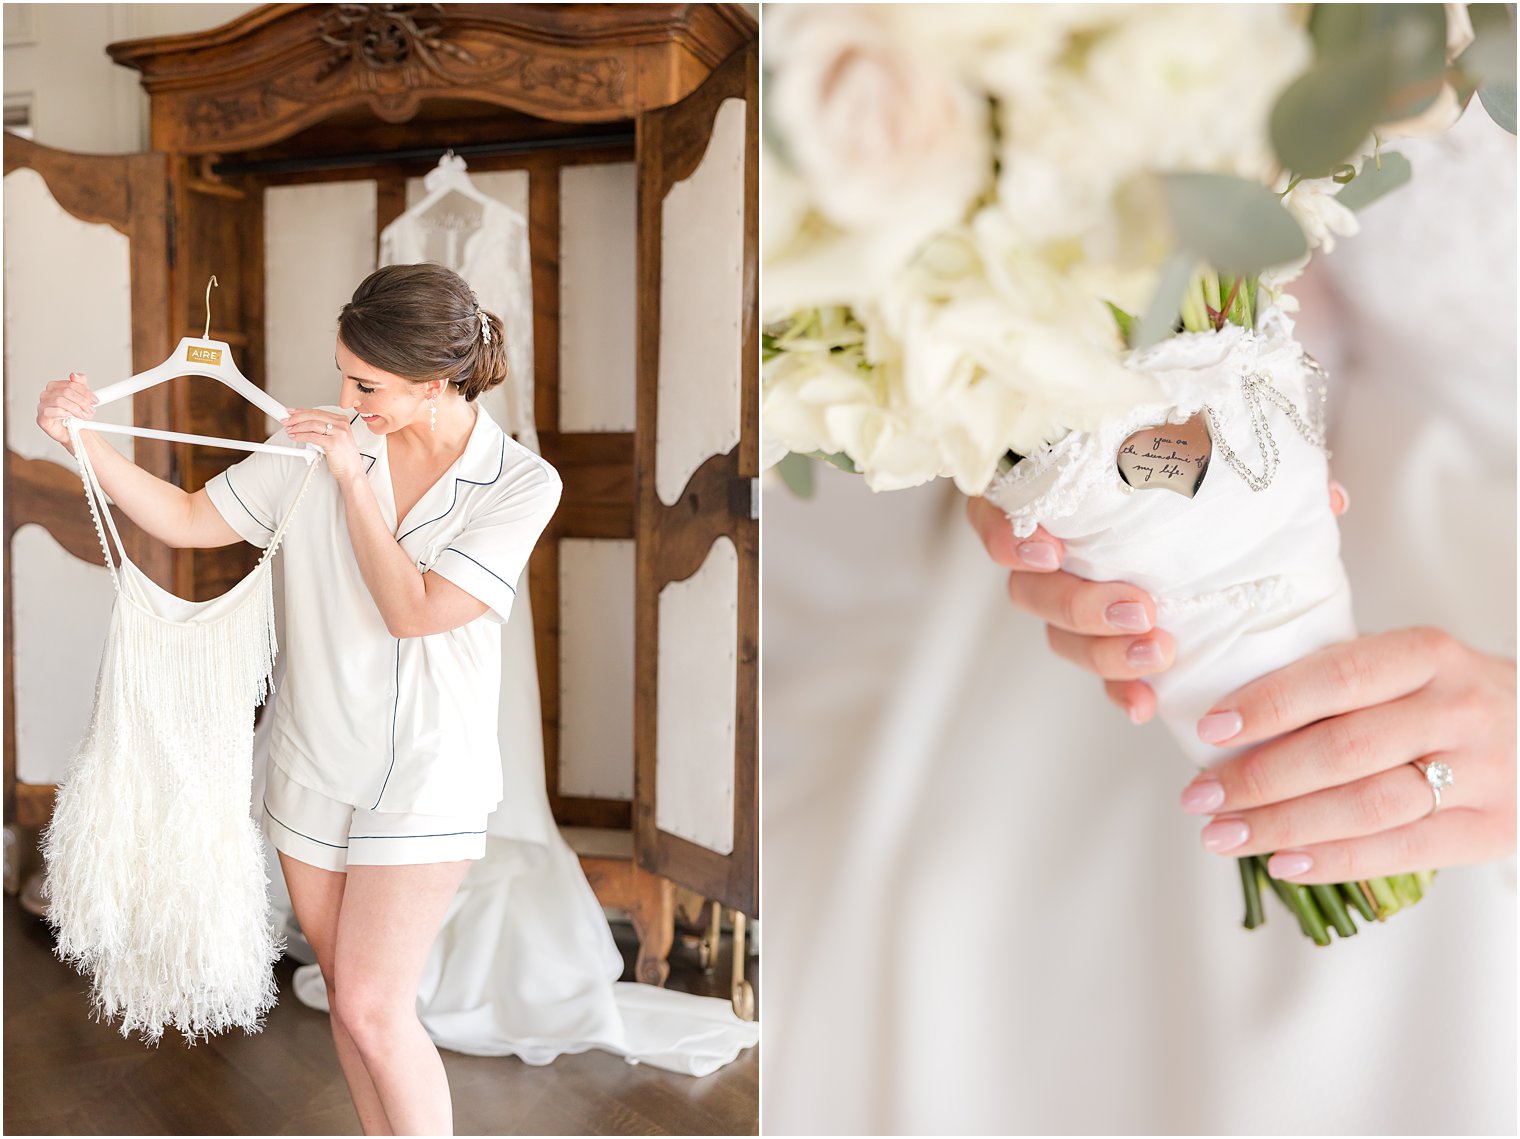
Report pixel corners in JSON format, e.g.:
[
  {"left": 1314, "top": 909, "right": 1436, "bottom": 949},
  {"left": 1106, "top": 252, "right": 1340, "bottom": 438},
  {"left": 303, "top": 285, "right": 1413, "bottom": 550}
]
[{"left": 64, "top": 277, "right": 319, "bottom": 461}]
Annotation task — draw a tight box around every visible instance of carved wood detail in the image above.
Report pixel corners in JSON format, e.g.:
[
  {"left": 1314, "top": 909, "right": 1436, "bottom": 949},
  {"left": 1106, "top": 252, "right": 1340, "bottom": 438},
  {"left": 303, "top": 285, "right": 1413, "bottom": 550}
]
[
  {"left": 578, "top": 850, "right": 676, "bottom": 987},
  {"left": 108, "top": 3, "right": 755, "bottom": 152}
]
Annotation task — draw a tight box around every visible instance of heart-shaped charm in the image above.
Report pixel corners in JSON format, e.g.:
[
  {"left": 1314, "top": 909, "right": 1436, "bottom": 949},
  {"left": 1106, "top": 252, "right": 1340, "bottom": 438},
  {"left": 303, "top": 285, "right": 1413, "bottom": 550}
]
[{"left": 1116, "top": 413, "right": 1212, "bottom": 498}]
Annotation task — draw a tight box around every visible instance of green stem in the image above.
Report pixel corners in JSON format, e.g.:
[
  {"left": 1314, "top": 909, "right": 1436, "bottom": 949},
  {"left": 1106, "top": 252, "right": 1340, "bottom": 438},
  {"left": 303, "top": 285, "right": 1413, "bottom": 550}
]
[
  {"left": 1180, "top": 272, "right": 1209, "bottom": 332},
  {"left": 1219, "top": 275, "right": 1245, "bottom": 329},
  {"left": 1392, "top": 873, "right": 1423, "bottom": 908},
  {"left": 1202, "top": 269, "right": 1222, "bottom": 322},
  {"left": 1367, "top": 875, "right": 1400, "bottom": 916},
  {"left": 1266, "top": 873, "right": 1331, "bottom": 945},
  {"left": 1246, "top": 277, "right": 1259, "bottom": 330},
  {"left": 1339, "top": 880, "right": 1378, "bottom": 923},
  {"left": 1414, "top": 869, "right": 1437, "bottom": 891},
  {"left": 1239, "top": 856, "right": 1265, "bottom": 930},
  {"left": 1310, "top": 884, "right": 1357, "bottom": 939}
]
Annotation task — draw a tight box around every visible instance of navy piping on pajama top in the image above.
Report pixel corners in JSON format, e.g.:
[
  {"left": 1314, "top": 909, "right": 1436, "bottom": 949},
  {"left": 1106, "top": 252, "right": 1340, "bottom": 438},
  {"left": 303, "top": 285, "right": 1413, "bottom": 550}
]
[
  {"left": 223, "top": 473, "right": 274, "bottom": 533},
  {"left": 350, "top": 410, "right": 378, "bottom": 473},
  {"left": 396, "top": 437, "right": 507, "bottom": 542},
  {"left": 371, "top": 640, "right": 402, "bottom": 810},
  {"left": 369, "top": 433, "right": 517, "bottom": 810},
  {"left": 435, "top": 547, "right": 516, "bottom": 594}
]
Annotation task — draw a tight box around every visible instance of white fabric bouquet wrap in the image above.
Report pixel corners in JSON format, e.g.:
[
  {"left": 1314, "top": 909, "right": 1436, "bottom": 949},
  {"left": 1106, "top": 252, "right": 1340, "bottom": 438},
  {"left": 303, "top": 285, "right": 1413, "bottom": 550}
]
[{"left": 982, "top": 308, "right": 1355, "bottom": 766}]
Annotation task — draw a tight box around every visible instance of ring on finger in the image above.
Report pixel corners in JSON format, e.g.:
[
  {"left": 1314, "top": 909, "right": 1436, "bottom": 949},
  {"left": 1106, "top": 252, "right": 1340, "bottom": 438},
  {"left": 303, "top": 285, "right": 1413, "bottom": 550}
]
[
  {"left": 1411, "top": 759, "right": 1454, "bottom": 817},
  {"left": 324, "top": 421, "right": 332, "bottom": 436}
]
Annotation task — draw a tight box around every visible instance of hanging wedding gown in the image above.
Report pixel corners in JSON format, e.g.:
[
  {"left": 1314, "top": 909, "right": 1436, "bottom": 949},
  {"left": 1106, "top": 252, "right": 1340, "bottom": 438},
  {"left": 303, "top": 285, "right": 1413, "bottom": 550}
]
[
  {"left": 44, "top": 427, "right": 318, "bottom": 1044},
  {"left": 761, "top": 105, "right": 1515, "bottom": 1133},
  {"left": 270, "top": 170, "right": 756, "bottom": 1076}
]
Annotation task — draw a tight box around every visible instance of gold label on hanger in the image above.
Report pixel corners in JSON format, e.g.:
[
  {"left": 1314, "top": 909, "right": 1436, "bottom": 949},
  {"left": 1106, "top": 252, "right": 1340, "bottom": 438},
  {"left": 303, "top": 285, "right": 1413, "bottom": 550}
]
[{"left": 187, "top": 345, "right": 223, "bottom": 365}]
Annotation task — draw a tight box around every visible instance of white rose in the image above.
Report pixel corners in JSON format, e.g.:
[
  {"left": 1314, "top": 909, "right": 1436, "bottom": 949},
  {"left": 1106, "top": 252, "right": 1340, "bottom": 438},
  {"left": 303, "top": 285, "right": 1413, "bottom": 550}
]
[
  {"left": 765, "top": 5, "right": 991, "bottom": 243},
  {"left": 760, "top": 144, "right": 809, "bottom": 262},
  {"left": 988, "top": 6, "right": 1310, "bottom": 258}
]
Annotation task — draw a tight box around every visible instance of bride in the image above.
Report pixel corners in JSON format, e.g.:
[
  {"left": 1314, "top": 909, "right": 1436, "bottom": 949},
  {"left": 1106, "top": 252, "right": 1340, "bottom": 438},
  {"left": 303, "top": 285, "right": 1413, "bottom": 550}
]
[{"left": 761, "top": 102, "right": 1516, "bottom": 1134}]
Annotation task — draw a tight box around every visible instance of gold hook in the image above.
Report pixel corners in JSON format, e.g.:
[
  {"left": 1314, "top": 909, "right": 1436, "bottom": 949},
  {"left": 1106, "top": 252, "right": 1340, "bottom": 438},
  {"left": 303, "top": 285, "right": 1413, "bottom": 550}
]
[{"left": 204, "top": 275, "right": 219, "bottom": 340}]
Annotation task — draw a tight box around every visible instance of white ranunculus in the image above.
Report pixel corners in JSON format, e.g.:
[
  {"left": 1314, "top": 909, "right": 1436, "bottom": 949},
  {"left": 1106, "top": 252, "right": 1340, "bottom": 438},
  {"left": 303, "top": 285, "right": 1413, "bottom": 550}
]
[{"left": 765, "top": 5, "right": 992, "bottom": 246}]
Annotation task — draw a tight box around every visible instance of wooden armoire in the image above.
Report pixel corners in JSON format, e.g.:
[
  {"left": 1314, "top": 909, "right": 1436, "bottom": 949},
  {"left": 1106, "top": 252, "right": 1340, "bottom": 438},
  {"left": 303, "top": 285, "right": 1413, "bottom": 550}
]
[{"left": 2, "top": 3, "right": 756, "bottom": 1002}]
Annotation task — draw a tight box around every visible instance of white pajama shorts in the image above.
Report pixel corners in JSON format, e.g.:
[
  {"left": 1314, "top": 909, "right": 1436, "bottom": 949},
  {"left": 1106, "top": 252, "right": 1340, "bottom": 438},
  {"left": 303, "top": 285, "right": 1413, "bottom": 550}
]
[{"left": 261, "top": 763, "right": 488, "bottom": 873}]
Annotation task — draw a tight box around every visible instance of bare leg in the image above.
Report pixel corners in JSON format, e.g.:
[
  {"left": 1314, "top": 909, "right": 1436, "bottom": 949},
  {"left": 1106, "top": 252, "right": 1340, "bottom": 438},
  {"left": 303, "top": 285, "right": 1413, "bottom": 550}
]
[
  {"left": 330, "top": 860, "right": 471, "bottom": 1137},
  {"left": 278, "top": 852, "right": 393, "bottom": 1136}
]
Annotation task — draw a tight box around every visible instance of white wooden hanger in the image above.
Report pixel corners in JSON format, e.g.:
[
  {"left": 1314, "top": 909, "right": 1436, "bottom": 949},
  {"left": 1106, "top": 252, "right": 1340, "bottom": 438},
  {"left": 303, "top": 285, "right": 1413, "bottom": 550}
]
[
  {"left": 65, "top": 277, "right": 318, "bottom": 460},
  {"left": 409, "top": 150, "right": 499, "bottom": 219}
]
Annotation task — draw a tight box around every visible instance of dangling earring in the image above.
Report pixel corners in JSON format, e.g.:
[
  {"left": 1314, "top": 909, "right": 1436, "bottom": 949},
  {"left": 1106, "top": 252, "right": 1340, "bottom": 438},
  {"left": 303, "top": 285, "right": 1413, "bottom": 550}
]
[{"left": 428, "top": 393, "right": 437, "bottom": 433}]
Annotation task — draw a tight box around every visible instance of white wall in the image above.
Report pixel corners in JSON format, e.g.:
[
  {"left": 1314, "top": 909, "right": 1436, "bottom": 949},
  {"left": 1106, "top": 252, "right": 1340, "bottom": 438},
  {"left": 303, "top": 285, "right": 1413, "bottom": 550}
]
[{"left": 3, "top": 4, "right": 258, "bottom": 153}]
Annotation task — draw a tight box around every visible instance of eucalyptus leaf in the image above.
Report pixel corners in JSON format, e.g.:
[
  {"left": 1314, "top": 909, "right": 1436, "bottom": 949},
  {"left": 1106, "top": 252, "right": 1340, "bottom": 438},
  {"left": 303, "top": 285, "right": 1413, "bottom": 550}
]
[
  {"left": 1379, "top": 5, "right": 1448, "bottom": 122},
  {"left": 1310, "top": 4, "right": 1406, "bottom": 59},
  {"left": 814, "top": 450, "right": 858, "bottom": 474},
  {"left": 1271, "top": 49, "right": 1392, "bottom": 177},
  {"left": 775, "top": 451, "right": 816, "bottom": 498},
  {"left": 1105, "top": 301, "right": 1137, "bottom": 348},
  {"left": 1479, "top": 79, "right": 1518, "bottom": 132},
  {"left": 1335, "top": 151, "right": 1413, "bottom": 210},
  {"left": 1136, "top": 253, "right": 1194, "bottom": 350},
  {"left": 1160, "top": 174, "right": 1309, "bottom": 275},
  {"left": 1464, "top": 5, "right": 1518, "bottom": 86},
  {"left": 1280, "top": 5, "right": 1448, "bottom": 175},
  {"left": 1467, "top": 4, "right": 1518, "bottom": 133}
]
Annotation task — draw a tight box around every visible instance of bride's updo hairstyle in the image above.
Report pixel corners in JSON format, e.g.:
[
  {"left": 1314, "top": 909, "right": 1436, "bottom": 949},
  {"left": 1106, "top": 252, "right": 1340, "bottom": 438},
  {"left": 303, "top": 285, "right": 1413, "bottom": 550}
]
[{"left": 336, "top": 262, "right": 508, "bottom": 402}]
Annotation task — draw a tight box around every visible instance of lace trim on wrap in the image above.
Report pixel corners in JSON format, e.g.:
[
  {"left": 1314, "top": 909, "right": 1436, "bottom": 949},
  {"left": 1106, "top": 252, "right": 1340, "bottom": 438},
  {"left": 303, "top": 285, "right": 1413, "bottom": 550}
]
[
  {"left": 1156, "top": 575, "right": 1290, "bottom": 618},
  {"left": 984, "top": 307, "right": 1313, "bottom": 539}
]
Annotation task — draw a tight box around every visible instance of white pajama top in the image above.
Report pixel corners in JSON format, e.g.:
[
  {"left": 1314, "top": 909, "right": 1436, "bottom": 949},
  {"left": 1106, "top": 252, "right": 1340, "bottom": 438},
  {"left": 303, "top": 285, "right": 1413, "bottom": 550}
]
[{"left": 204, "top": 404, "right": 560, "bottom": 817}]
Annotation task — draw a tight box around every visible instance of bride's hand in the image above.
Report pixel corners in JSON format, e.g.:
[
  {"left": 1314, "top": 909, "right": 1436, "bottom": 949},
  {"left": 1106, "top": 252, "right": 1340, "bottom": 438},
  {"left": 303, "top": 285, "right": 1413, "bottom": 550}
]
[
  {"left": 966, "top": 479, "right": 1352, "bottom": 725},
  {"left": 1181, "top": 628, "right": 1517, "bottom": 880},
  {"left": 965, "top": 495, "right": 1173, "bottom": 724},
  {"left": 282, "top": 408, "right": 362, "bottom": 481},
  {"left": 36, "top": 372, "right": 98, "bottom": 450}
]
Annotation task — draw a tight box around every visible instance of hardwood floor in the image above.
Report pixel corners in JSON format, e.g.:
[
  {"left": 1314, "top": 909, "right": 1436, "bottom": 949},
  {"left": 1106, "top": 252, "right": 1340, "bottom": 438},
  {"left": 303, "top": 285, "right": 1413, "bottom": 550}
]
[{"left": 3, "top": 897, "right": 758, "bottom": 1135}]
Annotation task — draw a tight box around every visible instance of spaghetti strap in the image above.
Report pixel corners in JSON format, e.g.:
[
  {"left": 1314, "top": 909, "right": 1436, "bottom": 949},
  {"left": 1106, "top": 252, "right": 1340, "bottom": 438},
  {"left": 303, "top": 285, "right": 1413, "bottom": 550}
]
[
  {"left": 68, "top": 422, "right": 129, "bottom": 593},
  {"left": 257, "top": 455, "right": 321, "bottom": 569}
]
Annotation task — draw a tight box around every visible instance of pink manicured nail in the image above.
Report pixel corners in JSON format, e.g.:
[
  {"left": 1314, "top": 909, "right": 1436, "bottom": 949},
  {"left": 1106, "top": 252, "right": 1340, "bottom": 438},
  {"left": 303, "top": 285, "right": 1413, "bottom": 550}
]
[
  {"left": 1197, "top": 710, "right": 1243, "bottom": 744},
  {"left": 1018, "top": 541, "right": 1059, "bottom": 570},
  {"left": 1329, "top": 480, "right": 1350, "bottom": 514},
  {"left": 1180, "top": 778, "right": 1225, "bottom": 814},
  {"left": 1201, "top": 818, "right": 1249, "bottom": 853},
  {"left": 1269, "top": 851, "right": 1313, "bottom": 878},
  {"left": 1127, "top": 703, "right": 1145, "bottom": 725},
  {"left": 1126, "top": 640, "right": 1164, "bottom": 667},
  {"left": 1105, "top": 602, "right": 1150, "bottom": 632}
]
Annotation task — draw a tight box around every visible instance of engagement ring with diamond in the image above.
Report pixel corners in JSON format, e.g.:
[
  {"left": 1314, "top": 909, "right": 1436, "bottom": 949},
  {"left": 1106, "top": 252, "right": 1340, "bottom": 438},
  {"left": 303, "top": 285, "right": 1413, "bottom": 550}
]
[{"left": 1413, "top": 760, "right": 1454, "bottom": 817}]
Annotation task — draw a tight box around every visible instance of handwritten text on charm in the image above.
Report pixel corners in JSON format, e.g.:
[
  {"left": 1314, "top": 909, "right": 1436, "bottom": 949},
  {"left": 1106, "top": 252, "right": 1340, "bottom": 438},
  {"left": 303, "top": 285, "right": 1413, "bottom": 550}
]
[{"left": 1116, "top": 413, "right": 1212, "bottom": 498}]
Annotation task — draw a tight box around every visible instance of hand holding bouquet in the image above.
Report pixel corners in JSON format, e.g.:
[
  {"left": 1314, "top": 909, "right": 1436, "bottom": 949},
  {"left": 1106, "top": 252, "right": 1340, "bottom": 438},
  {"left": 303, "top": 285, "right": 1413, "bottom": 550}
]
[{"left": 762, "top": 3, "right": 1516, "bottom": 942}]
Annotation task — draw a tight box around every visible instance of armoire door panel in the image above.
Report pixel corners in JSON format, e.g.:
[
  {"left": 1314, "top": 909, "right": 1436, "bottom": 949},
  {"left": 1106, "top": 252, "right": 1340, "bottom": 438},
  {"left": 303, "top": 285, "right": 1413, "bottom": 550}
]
[
  {"left": 2, "top": 134, "right": 171, "bottom": 827},
  {"left": 2, "top": 166, "right": 136, "bottom": 467},
  {"left": 633, "top": 41, "right": 758, "bottom": 917}
]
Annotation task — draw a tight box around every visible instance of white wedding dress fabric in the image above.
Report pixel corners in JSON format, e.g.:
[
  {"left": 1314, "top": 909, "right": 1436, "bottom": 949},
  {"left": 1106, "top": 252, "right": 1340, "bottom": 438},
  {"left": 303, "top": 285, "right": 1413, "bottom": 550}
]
[
  {"left": 762, "top": 104, "right": 1515, "bottom": 1133},
  {"left": 270, "top": 173, "right": 757, "bottom": 1076},
  {"left": 45, "top": 429, "right": 318, "bottom": 1044}
]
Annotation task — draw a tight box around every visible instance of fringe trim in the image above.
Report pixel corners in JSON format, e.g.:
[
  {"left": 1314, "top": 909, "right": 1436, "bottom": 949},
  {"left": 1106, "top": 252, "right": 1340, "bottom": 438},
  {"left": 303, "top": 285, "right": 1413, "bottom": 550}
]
[{"left": 41, "top": 574, "right": 286, "bottom": 1045}]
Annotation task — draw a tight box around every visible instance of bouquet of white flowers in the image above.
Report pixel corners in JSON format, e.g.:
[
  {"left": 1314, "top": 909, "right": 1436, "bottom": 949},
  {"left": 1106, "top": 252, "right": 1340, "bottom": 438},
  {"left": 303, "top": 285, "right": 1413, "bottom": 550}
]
[{"left": 763, "top": 3, "right": 1515, "bottom": 943}]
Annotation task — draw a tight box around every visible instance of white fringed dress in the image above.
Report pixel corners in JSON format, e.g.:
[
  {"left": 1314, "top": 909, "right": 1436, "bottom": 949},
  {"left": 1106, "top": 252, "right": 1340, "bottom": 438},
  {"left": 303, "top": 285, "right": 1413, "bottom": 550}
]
[{"left": 41, "top": 423, "right": 318, "bottom": 1045}]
